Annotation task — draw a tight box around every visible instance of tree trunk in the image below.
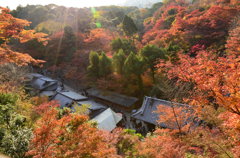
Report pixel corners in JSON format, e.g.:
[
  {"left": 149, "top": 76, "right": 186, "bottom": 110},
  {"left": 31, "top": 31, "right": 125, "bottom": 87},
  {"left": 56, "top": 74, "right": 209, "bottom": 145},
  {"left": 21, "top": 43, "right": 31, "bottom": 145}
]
[
  {"left": 151, "top": 67, "right": 155, "bottom": 83},
  {"left": 137, "top": 74, "right": 143, "bottom": 96}
]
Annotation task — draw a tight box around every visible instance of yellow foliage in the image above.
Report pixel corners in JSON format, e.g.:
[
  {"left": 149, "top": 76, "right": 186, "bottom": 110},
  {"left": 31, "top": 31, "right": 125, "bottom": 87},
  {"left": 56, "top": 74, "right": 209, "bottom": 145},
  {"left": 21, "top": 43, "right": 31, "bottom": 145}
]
[{"left": 72, "top": 104, "right": 90, "bottom": 115}]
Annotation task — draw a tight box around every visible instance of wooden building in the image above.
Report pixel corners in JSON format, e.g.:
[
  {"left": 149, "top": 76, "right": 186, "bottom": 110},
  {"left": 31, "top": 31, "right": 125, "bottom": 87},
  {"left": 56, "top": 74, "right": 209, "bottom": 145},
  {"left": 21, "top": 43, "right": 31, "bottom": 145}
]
[{"left": 86, "top": 88, "right": 138, "bottom": 113}]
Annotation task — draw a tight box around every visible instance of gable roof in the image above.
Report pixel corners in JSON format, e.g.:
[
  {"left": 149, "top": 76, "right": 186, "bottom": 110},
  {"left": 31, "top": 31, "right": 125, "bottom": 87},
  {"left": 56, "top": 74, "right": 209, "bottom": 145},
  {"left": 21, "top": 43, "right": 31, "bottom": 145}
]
[
  {"left": 59, "top": 90, "right": 88, "bottom": 101},
  {"left": 92, "top": 108, "right": 122, "bottom": 131},
  {"left": 132, "top": 96, "right": 192, "bottom": 127},
  {"left": 28, "top": 73, "right": 58, "bottom": 91},
  {"left": 52, "top": 90, "right": 88, "bottom": 107},
  {"left": 87, "top": 88, "right": 138, "bottom": 108}
]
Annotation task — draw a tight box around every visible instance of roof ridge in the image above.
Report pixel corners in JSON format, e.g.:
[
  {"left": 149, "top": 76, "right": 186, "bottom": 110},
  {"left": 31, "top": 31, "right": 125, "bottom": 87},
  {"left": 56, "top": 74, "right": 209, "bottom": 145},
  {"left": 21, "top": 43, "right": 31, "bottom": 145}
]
[{"left": 144, "top": 96, "right": 188, "bottom": 107}]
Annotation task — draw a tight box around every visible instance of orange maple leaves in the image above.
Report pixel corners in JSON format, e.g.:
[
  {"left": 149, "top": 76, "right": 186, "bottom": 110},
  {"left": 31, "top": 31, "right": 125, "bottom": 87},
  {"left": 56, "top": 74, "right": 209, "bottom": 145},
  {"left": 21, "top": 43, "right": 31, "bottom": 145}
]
[
  {"left": 0, "top": 7, "right": 47, "bottom": 44},
  {"left": 156, "top": 103, "right": 194, "bottom": 133},
  {"left": 84, "top": 28, "right": 116, "bottom": 52},
  {"left": 226, "top": 15, "right": 240, "bottom": 56},
  {"left": 0, "top": 7, "right": 48, "bottom": 66},
  {"left": 138, "top": 129, "right": 187, "bottom": 158},
  {"left": 27, "top": 106, "right": 118, "bottom": 158},
  {"left": 158, "top": 51, "right": 240, "bottom": 115},
  {"left": 0, "top": 46, "right": 45, "bottom": 66},
  {"left": 157, "top": 48, "right": 240, "bottom": 157},
  {"left": 142, "top": 2, "right": 239, "bottom": 50}
]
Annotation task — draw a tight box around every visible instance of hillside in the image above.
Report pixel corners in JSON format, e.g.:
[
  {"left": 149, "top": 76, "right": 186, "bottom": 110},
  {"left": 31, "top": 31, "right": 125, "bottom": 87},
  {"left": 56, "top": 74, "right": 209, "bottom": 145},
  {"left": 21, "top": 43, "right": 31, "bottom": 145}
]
[{"left": 0, "top": 0, "right": 240, "bottom": 158}]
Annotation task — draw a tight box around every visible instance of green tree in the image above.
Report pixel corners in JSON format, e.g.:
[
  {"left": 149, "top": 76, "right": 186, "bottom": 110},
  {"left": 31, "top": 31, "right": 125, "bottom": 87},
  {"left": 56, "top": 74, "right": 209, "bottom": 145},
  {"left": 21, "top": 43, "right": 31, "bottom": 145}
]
[
  {"left": 0, "top": 93, "right": 32, "bottom": 158},
  {"left": 124, "top": 52, "right": 145, "bottom": 92},
  {"left": 113, "top": 129, "right": 142, "bottom": 157},
  {"left": 63, "top": 26, "right": 76, "bottom": 60},
  {"left": 122, "top": 15, "right": 138, "bottom": 37},
  {"left": 57, "top": 26, "right": 76, "bottom": 64},
  {"left": 166, "top": 42, "right": 181, "bottom": 62},
  {"left": 141, "top": 44, "right": 166, "bottom": 82},
  {"left": 111, "top": 38, "right": 136, "bottom": 56},
  {"left": 87, "top": 51, "right": 100, "bottom": 78},
  {"left": 112, "top": 49, "right": 126, "bottom": 75},
  {"left": 99, "top": 52, "right": 112, "bottom": 78}
]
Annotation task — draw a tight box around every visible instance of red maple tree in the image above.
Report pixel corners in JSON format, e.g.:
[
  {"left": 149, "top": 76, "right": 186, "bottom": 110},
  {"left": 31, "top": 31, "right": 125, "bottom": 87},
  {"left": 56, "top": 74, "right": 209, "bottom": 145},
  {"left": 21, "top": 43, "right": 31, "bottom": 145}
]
[
  {"left": 0, "top": 7, "right": 48, "bottom": 66},
  {"left": 27, "top": 107, "right": 118, "bottom": 158}
]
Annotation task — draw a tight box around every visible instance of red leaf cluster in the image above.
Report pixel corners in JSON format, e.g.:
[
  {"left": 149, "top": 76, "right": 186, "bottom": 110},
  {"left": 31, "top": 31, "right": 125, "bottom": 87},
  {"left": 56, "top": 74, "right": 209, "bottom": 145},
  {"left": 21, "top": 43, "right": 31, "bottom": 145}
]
[
  {"left": 27, "top": 107, "right": 118, "bottom": 158},
  {"left": 0, "top": 7, "right": 48, "bottom": 66}
]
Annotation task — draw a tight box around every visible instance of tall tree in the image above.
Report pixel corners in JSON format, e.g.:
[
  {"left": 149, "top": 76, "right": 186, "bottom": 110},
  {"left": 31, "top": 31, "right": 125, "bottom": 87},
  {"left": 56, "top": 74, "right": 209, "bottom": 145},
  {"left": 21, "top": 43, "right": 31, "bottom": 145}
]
[
  {"left": 124, "top": 52, "right": 145, "bottom": 92},
  {"left": 57, "top": 26, "right": 76, "bottom": 64},
  {"left": 111, "top": 38, "right": 136, "bottom": 55},
  {"left": 87, "top": 51, "right": 100, "bottom": 78},
  {"left": 112, "top": 49, "right": 126, "bottom": 75},
  {"left": 99, "top": 52, "right": 112, "bottom": 78},
  {"left": 122, "top": 15, "right": 138, "bottom": 37},
  {"left": 141, "top": 44, "right": 166, "bottom": 82}
]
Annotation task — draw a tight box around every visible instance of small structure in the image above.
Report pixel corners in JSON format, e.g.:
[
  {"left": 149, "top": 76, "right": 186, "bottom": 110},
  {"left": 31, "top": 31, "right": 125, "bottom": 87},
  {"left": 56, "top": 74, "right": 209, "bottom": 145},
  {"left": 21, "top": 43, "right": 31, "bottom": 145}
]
[
  {"left": 52, "top": 91, "right": 109, "bottom": 119},
  {"left": 52, "top": 90, "right": 88, "bottom": 108},
  {"left": 131, "top": 96, "right": 193, "bottom": 134},
  {"left": 92, "top": 108, "right": 122, "bottom": 131},
  {"left": 25, "top": 74, "right": 124, "bottom": 132},
  {"left": 26, "top": 73, "right": 58, "bottom": 97},
  {"left": 86, "top": 88, "right": 138, "bottom": 112}
]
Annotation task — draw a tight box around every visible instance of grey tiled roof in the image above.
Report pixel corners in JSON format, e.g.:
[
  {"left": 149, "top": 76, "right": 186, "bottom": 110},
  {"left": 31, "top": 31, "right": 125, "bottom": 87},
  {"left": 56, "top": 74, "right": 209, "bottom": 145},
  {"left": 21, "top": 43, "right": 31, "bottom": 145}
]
[
  {"left": 59, "top": 90, "right": 88, "bottom": 101},
  {"left": 52, "top": 90, "right": 88, "bottom": 108},
  {"left": 87, "top": 88, "right": 138, "bottom": 107},
  {"left": 28, "top": 73, "right": 58, "bottom": 91},
  {"left": 52, "top": 93, "right": 74, "bottom": 108},
  {"left": 26, "top": 74, "right": 123, "bottom": 131},
  {"left": 132, "top": 96, "right": 192, "bottom": 127}
]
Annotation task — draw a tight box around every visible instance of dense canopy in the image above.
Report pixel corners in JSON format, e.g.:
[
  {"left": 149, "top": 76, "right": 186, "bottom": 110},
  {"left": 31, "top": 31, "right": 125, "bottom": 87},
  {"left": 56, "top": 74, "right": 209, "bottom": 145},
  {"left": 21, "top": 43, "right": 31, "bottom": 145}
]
[{"left": 0, "top": 0, "right": 240, "bottom": 157}]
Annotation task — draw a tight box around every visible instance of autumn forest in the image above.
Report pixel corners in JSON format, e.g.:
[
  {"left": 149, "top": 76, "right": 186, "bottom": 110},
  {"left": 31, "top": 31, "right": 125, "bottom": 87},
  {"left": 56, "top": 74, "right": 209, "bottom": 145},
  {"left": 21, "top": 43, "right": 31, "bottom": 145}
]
[{"left": 0, "top": 0, "right": 240, "bottom": 157}]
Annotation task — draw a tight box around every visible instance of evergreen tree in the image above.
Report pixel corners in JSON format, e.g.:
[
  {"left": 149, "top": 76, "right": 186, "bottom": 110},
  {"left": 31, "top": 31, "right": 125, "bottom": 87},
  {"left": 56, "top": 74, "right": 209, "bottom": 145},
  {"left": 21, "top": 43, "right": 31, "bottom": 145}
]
[
  {"left": 124, "top": 52, "right": 145, "bottom": 91},
  {"left": 122, "top": 15, "right": 138, "bottom": 37},
  {"left": 113, "top": 49, "right": 126, "bottom": 75},
  {"left": 141, "top": 44, "right": 166, "bottom": 82},
  {"left": 58, "top": 26, "right": 76, "bottom": 64},
  {"left": 99, "top": 52, "right": 112, "bottom": 78},
  {"left": 87, "top": 51, "right": 100, "bottom": 78},
  {"left": 111, "top": 38, "right": 136, "bottom": 55}
]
